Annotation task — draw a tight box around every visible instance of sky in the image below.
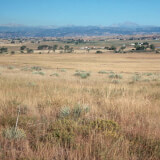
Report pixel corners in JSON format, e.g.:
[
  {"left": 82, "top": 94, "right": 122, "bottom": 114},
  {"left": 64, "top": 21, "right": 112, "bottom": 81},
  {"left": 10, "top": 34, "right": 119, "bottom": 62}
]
[{"left": 0, "top": 0, "right": 160, "bottom": 26}]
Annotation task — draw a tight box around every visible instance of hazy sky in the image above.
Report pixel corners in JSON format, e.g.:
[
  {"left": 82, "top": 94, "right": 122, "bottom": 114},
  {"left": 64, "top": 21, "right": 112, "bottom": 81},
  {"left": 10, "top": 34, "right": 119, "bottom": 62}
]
[{"left": 0, "top": 0, "right": 160, "bottom": 26}]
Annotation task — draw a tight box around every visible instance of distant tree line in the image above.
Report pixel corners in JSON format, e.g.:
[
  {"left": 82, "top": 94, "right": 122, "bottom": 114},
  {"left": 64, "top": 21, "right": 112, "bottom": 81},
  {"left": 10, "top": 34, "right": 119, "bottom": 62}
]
[
  {"left": 134, "top": 42, "right": 155, "bottom": 51},
  {"left": 37, "top": 44, "right": 74, "bottom": 53}
]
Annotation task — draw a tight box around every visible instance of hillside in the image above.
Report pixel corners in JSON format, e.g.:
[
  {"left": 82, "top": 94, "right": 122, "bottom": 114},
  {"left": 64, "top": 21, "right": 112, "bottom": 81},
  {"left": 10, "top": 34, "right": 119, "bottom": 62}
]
[{"left": 1, "top": 25, "right": 160, "bottom": 38}]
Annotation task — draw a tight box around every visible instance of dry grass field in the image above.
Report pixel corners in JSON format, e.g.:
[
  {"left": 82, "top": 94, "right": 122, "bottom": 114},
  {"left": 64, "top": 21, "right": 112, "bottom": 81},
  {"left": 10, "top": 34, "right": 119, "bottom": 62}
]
[{"left": 0, "top": 53, "right": 160, "bottom": 160}]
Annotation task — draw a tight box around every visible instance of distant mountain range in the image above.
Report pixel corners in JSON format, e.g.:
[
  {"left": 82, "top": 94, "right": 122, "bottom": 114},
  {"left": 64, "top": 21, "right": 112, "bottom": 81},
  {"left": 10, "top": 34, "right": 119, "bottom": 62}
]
[{"left": 0, "top": 23, "right": 160, "bottom": 38}]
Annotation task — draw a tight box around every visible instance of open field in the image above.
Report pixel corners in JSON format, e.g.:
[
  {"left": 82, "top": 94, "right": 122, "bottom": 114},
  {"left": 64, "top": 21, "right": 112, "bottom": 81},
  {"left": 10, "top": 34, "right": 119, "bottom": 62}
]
[
  {"left": 0, "top": 53, "right": 160, "bottom": 159},
  {"left": 1, "top": 35, "right": 160, "bottom": 54}
]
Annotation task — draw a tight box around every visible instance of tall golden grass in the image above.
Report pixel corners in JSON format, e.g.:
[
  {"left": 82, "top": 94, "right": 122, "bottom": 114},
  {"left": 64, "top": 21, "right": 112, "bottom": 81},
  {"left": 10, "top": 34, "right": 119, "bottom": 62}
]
[{"left": 0, "top": 53, "right": 160, "bottom": 160}]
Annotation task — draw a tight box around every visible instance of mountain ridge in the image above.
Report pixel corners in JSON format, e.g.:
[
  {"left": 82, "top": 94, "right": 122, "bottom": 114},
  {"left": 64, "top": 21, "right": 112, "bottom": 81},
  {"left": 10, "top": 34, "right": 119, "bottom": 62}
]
[{"left": 0, "top": 24, "right": 160, "bottom": 38}]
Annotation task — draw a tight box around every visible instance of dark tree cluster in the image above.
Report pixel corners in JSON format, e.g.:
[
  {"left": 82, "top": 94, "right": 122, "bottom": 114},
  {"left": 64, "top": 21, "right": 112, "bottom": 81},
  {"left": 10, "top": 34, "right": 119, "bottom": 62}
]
[
  {"left": 0, "top": 47, "right": 8, "bottom": 53},
  {"left": 104, "top": 46, "right": 117, "bottom": 51},
  {"left": 135, "top": 42, "right": 155, "bottom": 51}
]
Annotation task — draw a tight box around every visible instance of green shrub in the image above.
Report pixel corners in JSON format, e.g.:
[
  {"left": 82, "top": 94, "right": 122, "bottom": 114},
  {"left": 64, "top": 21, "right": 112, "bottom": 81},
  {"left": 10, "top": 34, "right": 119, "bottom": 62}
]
[
  {"left": 31, "top": 66, "right": 42, "bottom": 71},
  {"left": 96, "top": 50, "right": 103, "bottom": 54},
  {"left": 98, "top": 71, "right": 107, "bottom": 74},
  {"left": 132, "top": 75, "right": 141, "bottom": 82},
  {"left": 50, "top": 73, "right": 59, "bottom": 77},
  {"left": 21, "top": 67, "right": 31, "bottom": 71},
  {"left": 11, "top": 51, "right": 15, "bottom": 55},
  {"left": 59, "top": 106, "right": 71, "bottom": 118},
  {"left": 109, "top": 74, "right": 123, "bottom": 79},
  {"left": 145, "top": 73, "right": 153, "bottom": 76},
  {"left": 74, "top": 71, "right": 90, "bottom": 79},
  {"left": 2, "top": 127, "right": 26, "bottom": 140},
  {"left": 43, "top": 119, "right": 119, "bottom": 149},
  {"left": 109, "top": 74, "right": 115, "bottom": 78},
  {"left": 59, "top": 104, "right": 90, "bottom": 119},
  {"left": 72, "top": 104, "right": 83, "bottom": 118},
  {"left": 75, "top": 70, "right": 85, "bottom": 73},
  {"left": 80, "top": 72, "right": 90, "bottom": 79},
  {"left": 90, "top": 119, "right": 119, "bottom": 132},
  {"left": 8, "top": 66, "right": 14, "bottom": 70},
  {"left": 32, "top": 71, "right": 45, "bottom": 76},
  {"left": 44, "top": 119, "right": 76, "bottom": 148},
  {"left": 80, "top": 119, "right": 120, "bottom": 139}
]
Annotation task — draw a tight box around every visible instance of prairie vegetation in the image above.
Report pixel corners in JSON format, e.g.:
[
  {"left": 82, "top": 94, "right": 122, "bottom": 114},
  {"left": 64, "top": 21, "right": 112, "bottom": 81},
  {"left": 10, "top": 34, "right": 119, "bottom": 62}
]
[{"left": 0, "top": 53, "right": 160, "bottom": 159}]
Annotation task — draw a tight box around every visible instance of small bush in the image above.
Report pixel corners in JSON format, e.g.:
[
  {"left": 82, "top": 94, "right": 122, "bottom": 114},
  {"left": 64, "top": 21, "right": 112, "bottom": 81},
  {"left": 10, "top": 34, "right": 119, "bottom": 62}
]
[
  {"left": 31, "top": 66, "right": 42, "bottom": 71},
  {"left": 109, "top": 73, "right": 123, "bottom": 79},
  {"left": 72, "top": 105, "right": 83, "bottom": 118},
  {"left": 44, "top": 119, "right": 76, "bottom": 148},
  {"left": 11, "top": 51, "right": 15, "bottom": 55},
  {"left": 74, "top": 71, "right": 90, "bottom": 79},
  {"left": 32, "top": 71, "right": 45, "bottom": 76},
  {"left": 43, "top": 118, "right": 119, "bottom": 149},
  {"left": 50, "top": 73, "right": 59, "bottom": 77},
  {"left": 2, "top": 127, "right": 26, "bottom": 140},
  {"left": 132, "top": 75, "right": 141, "bottom": 82},
  {"left": 59, "top": 104, "right": 90, "bottom": 119},
  {"left": 90, "top": 119, "right": 119, "bottom": 133},
  {"left": 75, "top": 70, "right": 85, "bottom": 73},
  {"left": 96, "top": 50, "right": 103, "bottom": 54},
  {"left": 21, "top": 67, "right": 31, "bottom": 71},
  {"left": 145, "top": 73, "right": 153, "bottom": 76},
  {"left": 80, "top": 73, "right": 90, "bottom": 79},
  {"left": 59, "top": 106, "right": 71, "bottom": 118},
  {"left": 98, "top": 71, "right": 107, "bottom": 74},
  {"left": 8, "top": 66, "right": 14, "bottom": 70}
]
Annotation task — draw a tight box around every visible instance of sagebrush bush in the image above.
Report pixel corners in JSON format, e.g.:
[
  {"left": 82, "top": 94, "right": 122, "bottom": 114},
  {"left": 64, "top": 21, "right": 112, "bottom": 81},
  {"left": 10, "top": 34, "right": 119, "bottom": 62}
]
[
  {"left": 31, "top": 66, "right": 42, "bottom": 71},
  {"left": 2, "top": 127, "right": 26, "bottom": 140},
  {"left": 8, "top": 66, "right": 14, "bottom": 70},
  {"left": 32, "top": 71, "right": 45, "bottom": 75},
  {"left": 75, "top": 70, "right": 85, "bottom": 72},
  {"left": 43, "top": 119, "right": 76, "bottom": 148},
  {"left": 98, "top": 70, "right": 107, "bottom": 74},
  {"left": 59, "top": 106, "right": 71, "bottom": 118},
  {"left": 145, "top": 72, "right": 153, "bottom": 76},
  {"left": 74, "top": 71, "right": 90, "bottom": 79},
  {"left": 59, "top": 104, "right": 90, "bottom": 119},
  {"left": 21, "top": 67, "right": 31, "bottom": 71},
  {"left": 132, "top": 74, "right": 141, "bottom": 82},
  {"left": 109, "top": 73, "right": 123, "bottom": 79},
  {"left": 50, "top": 73, "right": 59, "bottom": 77},
  {"left": 43, "top": 118, "right": 120, "bottom": 149},
  {"left": 90, "top": 119, "right": 119, "bottom": 133}
]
